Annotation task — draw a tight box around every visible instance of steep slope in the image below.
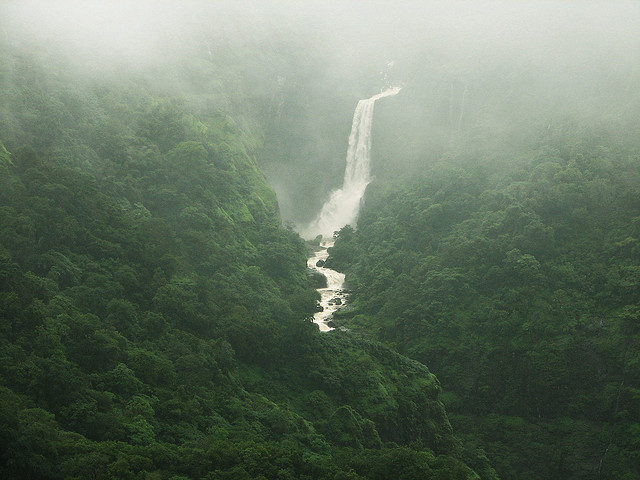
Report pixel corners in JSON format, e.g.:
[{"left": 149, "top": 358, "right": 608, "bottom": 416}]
[
  {"left": 0, "top": 38, "right": 491, "bottom": 479},
  {"left": 327, "top": 123, "right": 640, "bottom": 479}
]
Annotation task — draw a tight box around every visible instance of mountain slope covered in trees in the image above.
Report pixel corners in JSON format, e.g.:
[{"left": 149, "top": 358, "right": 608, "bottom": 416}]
[
  {"left": 0, "top": 25, "right": 493, "bottom": 480},
  {"left": 3, "top": 2, "right": 639, "bottom": 479},
  {"left": 327, "top": 120, "right": 640, "bottom": 479},
  {"left": 322, "top": 21, "right": 640, "bottom": 477}
]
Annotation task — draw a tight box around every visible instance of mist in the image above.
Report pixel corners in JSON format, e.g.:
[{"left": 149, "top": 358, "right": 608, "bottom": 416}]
[
  {"left": 6, "top": 1, "right": 638, "bottom": 85},
  {"left": 3, "top": 2, "right": 640, "bottom": 479},
  {"left": 2, "top": 0, "right": 639, "bottom": 225}
]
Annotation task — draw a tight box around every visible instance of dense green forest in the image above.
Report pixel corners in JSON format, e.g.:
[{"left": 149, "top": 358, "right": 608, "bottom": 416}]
[
  {"left": 328, "top": 113, "right": 640, "bottom": 479},
  {"left": 320, "top": 10, "right": 640, "bottom": 478},
  {"left": 0, "top": 8, "right": 494, "bottom": 480},
  {"left": 2, "top": 2, "right": 640, "bottom": 479}
]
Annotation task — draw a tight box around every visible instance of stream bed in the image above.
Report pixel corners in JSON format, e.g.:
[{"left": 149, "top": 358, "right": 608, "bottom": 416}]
[{"left": 307, "top": 238, "right": 348, "bottom": 331}]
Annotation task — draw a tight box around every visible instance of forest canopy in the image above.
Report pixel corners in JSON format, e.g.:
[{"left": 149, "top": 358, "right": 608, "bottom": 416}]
[
  {"left": 0, "top": 2, "right": 499, "bottom": 479},
  {"left": 1, "top": 1, "right": 640, "bottom": 479}
]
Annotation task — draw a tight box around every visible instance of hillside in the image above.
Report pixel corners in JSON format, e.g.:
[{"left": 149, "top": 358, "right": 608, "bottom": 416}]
[
  {"left": 327, "top": 121, "right": 640, "bottom": 479},
  {"left": 0, "top": 33, "right": 491, "bottom": 480}
]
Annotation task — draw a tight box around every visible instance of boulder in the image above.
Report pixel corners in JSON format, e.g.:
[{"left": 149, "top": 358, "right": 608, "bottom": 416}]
[
  {"left": 308, "top": 234, "right": 323, "bottom": 247},
  {"left": 307, "top": 269, "right": 327, "bottom": 288},
  {"left": 316, "top": 259, "right": 326, "bottom": 267}
]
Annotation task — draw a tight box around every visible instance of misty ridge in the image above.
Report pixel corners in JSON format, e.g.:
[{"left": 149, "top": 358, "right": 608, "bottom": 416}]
[
  {"left": 4, "top": 1, "right": 639, "bottom": 199},
  {"left": 13, "top": 0, "right": 629, "bottom": 228},
  {"left": 1, "top": 1, "right": 640, "bottom": 480}
]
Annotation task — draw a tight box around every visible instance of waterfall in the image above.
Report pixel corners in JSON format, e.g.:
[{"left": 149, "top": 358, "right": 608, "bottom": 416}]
[{"left": 303, "top": 86, "right": 401, "bottom": 238}]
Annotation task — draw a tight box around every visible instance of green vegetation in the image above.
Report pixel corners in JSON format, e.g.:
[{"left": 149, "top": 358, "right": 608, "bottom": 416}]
[
  {"left": 0, "top": 31, "right": 490, "bottom": 480},
  {"left": 4, "top": 3, "right": 639, "bottom": 479},
  {"left": 327, "top": 120, "right": 640, "bottom": 479}
]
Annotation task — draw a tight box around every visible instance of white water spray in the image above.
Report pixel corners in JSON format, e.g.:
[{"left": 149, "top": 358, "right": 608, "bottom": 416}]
[{"left": 303, "top": 86, "right": 401, "bottom": 238}]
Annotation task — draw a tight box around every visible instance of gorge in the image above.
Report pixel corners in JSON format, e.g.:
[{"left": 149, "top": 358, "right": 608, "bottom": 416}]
[
  {"left": 2, "top": 2, "right": 640, "bottom": 479},
  {"left": 304, "top": 86, "right": 401, "bottom": 330},
  {"left": 306, "top": 238, "right": 345, "bottom": 331},
  {"left": 303, "top": 86, "right": 402, "bottom": 239}
]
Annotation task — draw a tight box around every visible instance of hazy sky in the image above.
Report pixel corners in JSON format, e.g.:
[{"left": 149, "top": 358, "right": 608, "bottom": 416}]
[
  {"left": 3, "top": 0, "right": 639, "bottom": 227},
  {"left": 3, "top": 1, "right": 639, "bottom": 70}
]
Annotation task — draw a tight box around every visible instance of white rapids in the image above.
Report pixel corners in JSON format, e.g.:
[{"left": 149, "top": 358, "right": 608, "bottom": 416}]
[
  {"left": 307, "top": 238, "right": 347, "bottom": 332},
  {"left": 302, "top": 86, "right": 401, "bottom": 239},
  {"left": 303, "top": 86, "right": 401, "bottom": 331}
]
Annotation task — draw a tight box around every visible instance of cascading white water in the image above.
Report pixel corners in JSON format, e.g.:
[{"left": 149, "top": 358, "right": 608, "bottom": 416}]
[
  {"left": 307, "top": 238, "right": 345, "bottom": 331},
  {"left": 303, "top": 86, "right": 401, "bottom": 239},
  {"left": 304, "top": 86, "right": 401, "bottom": 331}
]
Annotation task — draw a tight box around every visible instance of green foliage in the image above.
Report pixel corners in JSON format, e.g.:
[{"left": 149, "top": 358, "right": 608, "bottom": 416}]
[
  {"left": 328, "top": 126, "right": 640, "bottom": 479},
  {"left": 0, "top": 142, "right": 12, "bottom": 166},
  {"left": 0, "top": 34, "right": 485, "bottom": 480}
]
